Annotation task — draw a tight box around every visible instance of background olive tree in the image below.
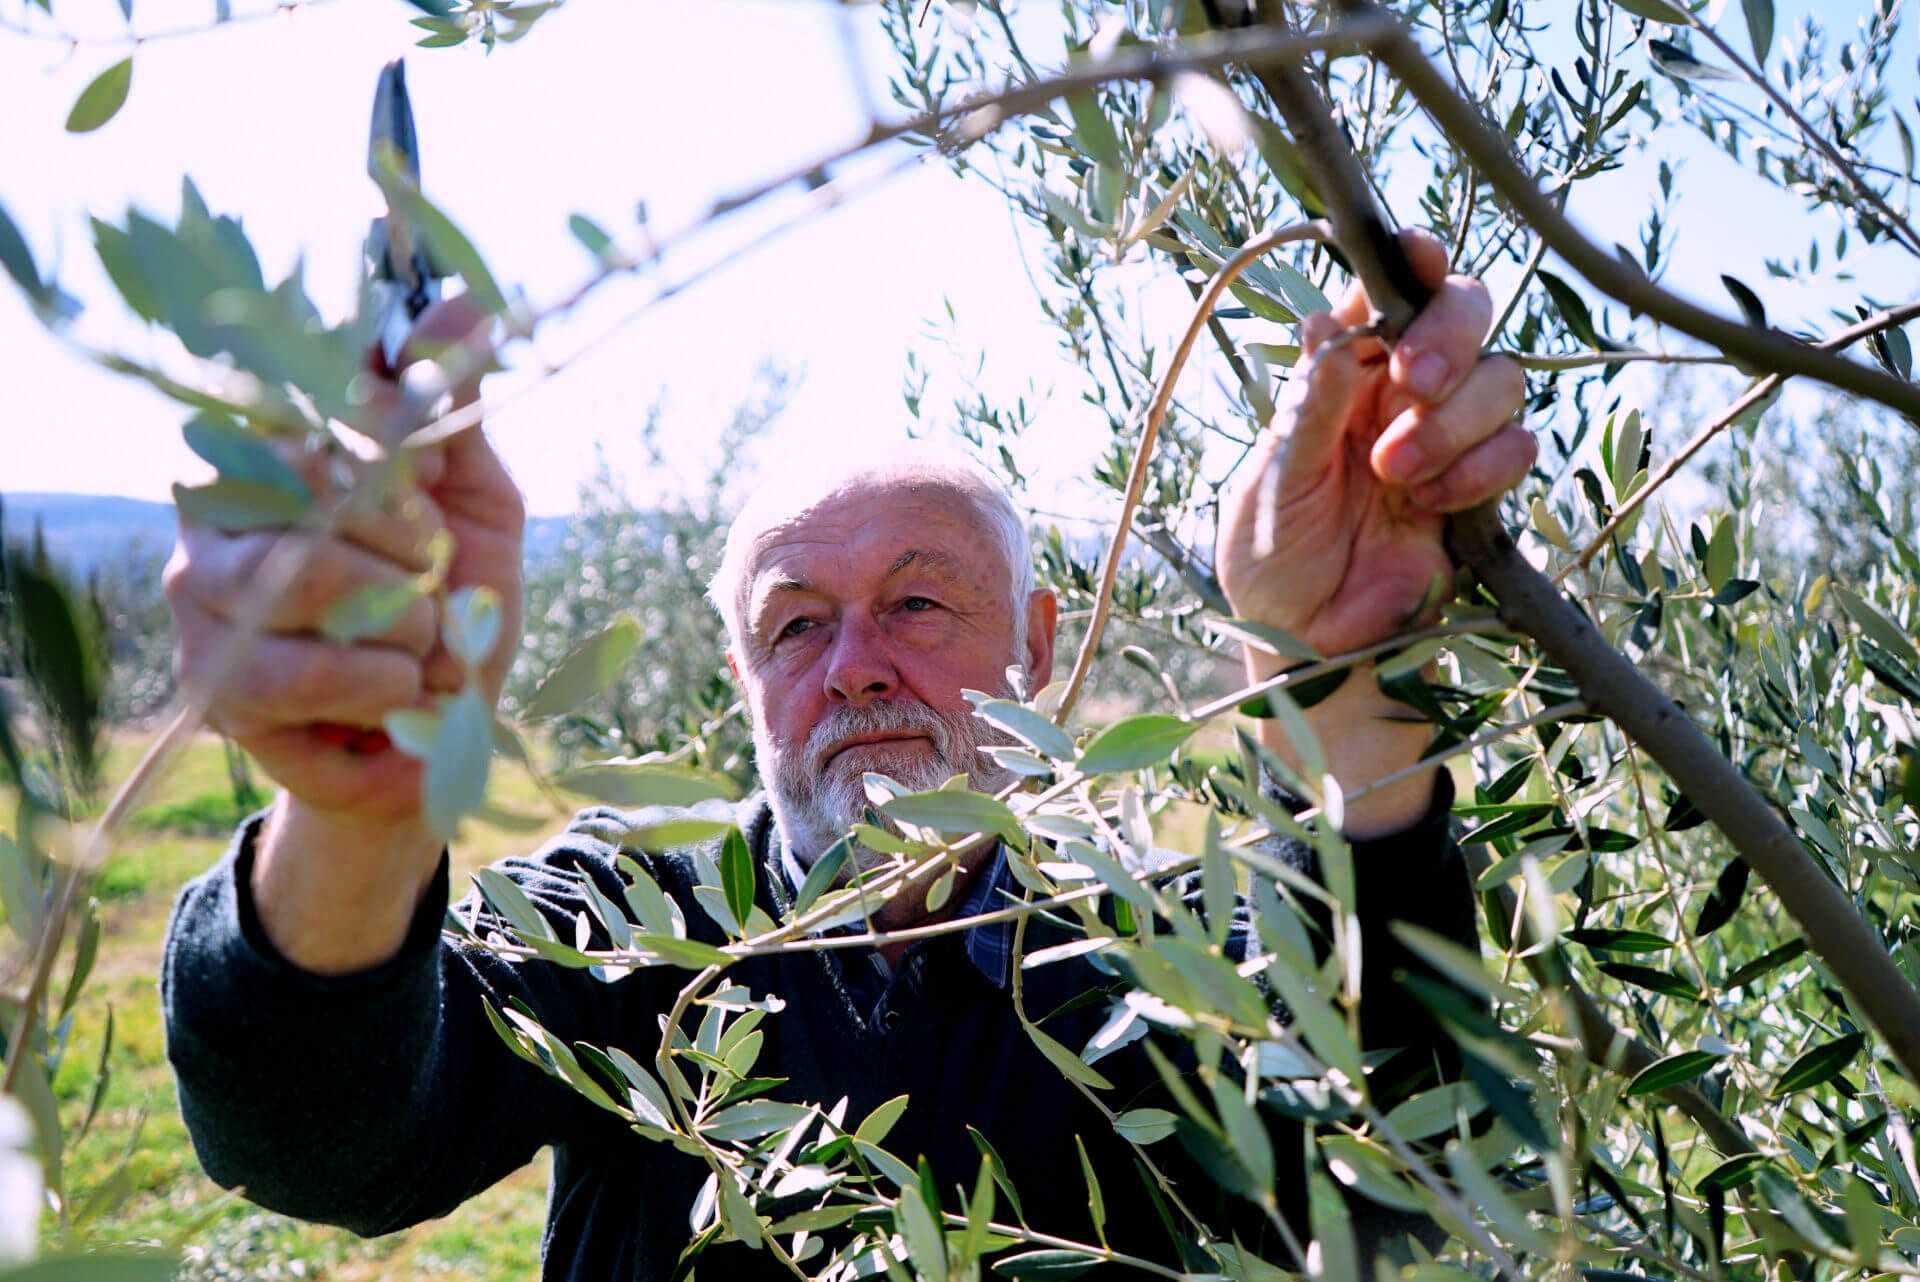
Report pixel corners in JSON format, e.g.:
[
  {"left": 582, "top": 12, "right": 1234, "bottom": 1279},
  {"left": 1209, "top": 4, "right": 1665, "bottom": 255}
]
[{"left": 9, "top": 0, "right": 1920, "bottom": 1279}]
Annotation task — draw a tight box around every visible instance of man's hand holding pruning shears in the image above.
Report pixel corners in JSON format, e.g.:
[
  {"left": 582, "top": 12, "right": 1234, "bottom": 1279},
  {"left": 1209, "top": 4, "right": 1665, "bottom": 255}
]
[{"left": 165, "top": 59, "right": 526, "bottom": 889}]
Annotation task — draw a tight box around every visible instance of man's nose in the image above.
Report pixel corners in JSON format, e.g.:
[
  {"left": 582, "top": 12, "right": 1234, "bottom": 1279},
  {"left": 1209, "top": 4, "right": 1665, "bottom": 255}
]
[{"left": 823, "top": 617, "right": 898, "bottom": 706}]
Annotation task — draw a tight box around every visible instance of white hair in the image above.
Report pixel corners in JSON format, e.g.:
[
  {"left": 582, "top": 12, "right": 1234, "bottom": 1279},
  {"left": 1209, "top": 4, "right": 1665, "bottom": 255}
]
[{"left": 706, "top": 443, "right": 1035, "bottom": 659}]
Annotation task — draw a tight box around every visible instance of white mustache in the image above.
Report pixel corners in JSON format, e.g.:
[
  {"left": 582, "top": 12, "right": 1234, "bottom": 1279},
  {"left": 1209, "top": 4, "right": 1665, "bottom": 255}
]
[{"left": 807, "top": 700, "right": 952, "bottom": 775}]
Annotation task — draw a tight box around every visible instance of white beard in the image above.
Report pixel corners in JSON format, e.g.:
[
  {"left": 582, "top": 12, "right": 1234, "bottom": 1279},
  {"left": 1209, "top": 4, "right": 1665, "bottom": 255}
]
[{"left": 759, "top": 690, "right": 1017, "bottom": 871}]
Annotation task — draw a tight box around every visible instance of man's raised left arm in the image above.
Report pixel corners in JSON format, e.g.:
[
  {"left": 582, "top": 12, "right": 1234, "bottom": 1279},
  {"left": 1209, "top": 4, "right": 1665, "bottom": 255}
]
[{"left": 1215, "top": 229, "right": 1533, "bottom": 836}]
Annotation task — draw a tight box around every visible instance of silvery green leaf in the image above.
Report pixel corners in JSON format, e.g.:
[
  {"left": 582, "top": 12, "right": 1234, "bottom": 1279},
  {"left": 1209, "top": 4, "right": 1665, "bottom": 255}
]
[
  {"left": 1023, "top": 1021, "right": 1113, "bottom": 1090},
  {"left": 0, "top": 201, "right": 43, "bottom": 301},
  {"left": 1390, "top": 922, "right": 1529, "bottom": 1005},
  {"left": 1743, "top": 0, "right": 1774, "bottom": 64},
  {"left": 172, "top": 479, "right": 309, "bottom": 531},
  {"left": 425, "top": 686, "right": 493, "bottom": 840},
  {"left": 632, "top": 933, "right": 732, "bottom": 969},
  {"left": 1648, "top": 37, "right": 1741, "bottom": 82},
  {"left": 374, "top": 147, "right": 507, "bottom": 314},
  {"left": 790, "top": 838, "right": 850, "bottom": 915},
  {"left": 881, "top": 789, "right": 1020, "bottom": 840},
  {"left": 1258, "top": 686, "right": 1325, "bottom": 785},
  {"left": 616, "top": 856, "right": 687, "bottom": 938},
  {"left": 1307, "top": 1171, "right": 1359, "bottom": 1282},
  {"left": 1612, "top": 0, "right": 1686, "bottom": 20},
  {"left": 181, "top": 415, "right": 309, "bottom": 498},
  {"left": 1112, "top": 1107, "right": 1177, "bottom": 1145},
  {"left": 608, "top": 807, "right": 735, "bottom": 853},
  {"left": 981, "top": 745, "right": 1053, "bottom": 778},
  {"left": 523, "top": 615, "right": 641, "bottom": 719},
  {"left": 1380, "top": 1082, "right": 1482, "bottom": 1141},
  {"left": 973, "top": 699, "right": 1075, "bottom": 760},
  {"left": 66, "top": 57, "right": 133, "bottom": 134},
  {"left": 702, "top": 1099, "right": 812, "bottom": 1143},
  {"left": 1262, "top": 961, "right": 1362, "bottom": 1084},
  {"left": 321, "top": 580, "right": 422, "bottom": 644},
  {"left": 1075, "top": 713, "right": 1197, "bottom": 774},
  {"left": 605, "top": 1046, "right": 676, "bottom": 1129},
  {"left": 0, "top": 833, "right": 41, "bottom": 945},
  {"left": 1833, "top": 584, "right": 1920, "bottom": 667},
  {"left": 472, "top": 866, "right": 556, "bottom": 942},
  {"left": 443, "top": 586, "right": 502, "bottom": 669}
]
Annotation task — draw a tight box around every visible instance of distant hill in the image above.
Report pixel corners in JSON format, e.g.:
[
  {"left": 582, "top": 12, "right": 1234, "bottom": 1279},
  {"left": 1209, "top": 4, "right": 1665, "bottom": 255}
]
[{"left": 1, "top": 492, "right": 572, "bottom": 576}]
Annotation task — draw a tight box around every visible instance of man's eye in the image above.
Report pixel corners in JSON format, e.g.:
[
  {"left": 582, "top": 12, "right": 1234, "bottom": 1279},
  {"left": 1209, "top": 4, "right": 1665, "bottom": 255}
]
[
  {"left": 901, "top": 596, "right": 937, "bottom": 613},
  {"left": 777, "top": 618, "right": 816, "bottom": 640}
]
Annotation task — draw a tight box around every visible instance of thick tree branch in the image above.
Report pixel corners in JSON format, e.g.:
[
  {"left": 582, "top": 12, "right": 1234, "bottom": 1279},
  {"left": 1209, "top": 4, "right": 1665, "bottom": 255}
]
[
  {"left": 1251, "top": 0, "right": 1920, "bottom": 1087},
  {"left": 1368, "top": 20, "right": 1920, "bottom": 422}
]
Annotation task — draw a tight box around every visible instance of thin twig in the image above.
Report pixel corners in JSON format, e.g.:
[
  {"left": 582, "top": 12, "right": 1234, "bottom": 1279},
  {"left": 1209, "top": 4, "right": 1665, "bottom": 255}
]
[
  {"left": 1554, "top": 298, "right": 1920, "bottom": 581},
  {"left": 1370, "top": 20, "right": 1920, "bottom": 422},
  {"left": 0, "top": 0, "right": 326, "bottom": 46},
  {"left": 1683, "top": 14, "right": 1920, "bottom": 259},
  {"left": 1053, "top": 221, "right": 1332, "bottom": 724}
]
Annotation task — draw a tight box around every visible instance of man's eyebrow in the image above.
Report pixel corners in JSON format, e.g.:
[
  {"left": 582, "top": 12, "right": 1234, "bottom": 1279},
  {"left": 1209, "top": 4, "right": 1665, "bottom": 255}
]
[
  {"left": 759, "top": 572, "right": 813, "bottom": 597},
  {"left": 885, "top": 549, "right": 963, "bottom": 580},
  {"left": 744, "top": 573, "right": 815, "bottom": 634}
]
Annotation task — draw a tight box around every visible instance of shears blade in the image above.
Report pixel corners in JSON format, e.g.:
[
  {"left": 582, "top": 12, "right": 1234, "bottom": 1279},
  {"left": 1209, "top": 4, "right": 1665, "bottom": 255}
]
[{"left": 365, "top": 58, "right": 445, "bottom": 369}]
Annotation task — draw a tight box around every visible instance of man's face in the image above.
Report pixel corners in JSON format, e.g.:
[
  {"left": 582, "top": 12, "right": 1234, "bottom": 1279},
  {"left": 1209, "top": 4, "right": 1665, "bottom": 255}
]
[{"left": 727, "top": 476, "right": 1055, "bottom": 863}]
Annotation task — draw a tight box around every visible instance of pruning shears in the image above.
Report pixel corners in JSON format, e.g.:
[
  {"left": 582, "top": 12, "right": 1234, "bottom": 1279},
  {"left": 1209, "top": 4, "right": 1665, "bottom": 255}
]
[
  {"left": 310, "top": 60, "right": 449, "bottom": 759},
  {"left": 365, "top": 58, "right": 448, "bottom": 373}
]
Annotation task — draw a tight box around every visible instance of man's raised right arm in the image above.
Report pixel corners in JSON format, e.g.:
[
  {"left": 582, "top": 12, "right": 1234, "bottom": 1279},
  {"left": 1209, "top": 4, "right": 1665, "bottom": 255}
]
[
  {"left": 157, "top": 298, "right": 599, "bottom": 1234},
  {"left": 162, "top": 298, "right": 522, "bottom": 975}
]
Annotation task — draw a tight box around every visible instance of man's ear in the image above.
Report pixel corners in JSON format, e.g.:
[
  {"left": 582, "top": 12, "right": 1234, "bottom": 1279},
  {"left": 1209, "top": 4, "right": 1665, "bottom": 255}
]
[
  {"left": 1024, "top": 588, "right": 1057, "bottom": 688},
  {"left": 725, "top": 650, "right": 741, "bottom": 682}
]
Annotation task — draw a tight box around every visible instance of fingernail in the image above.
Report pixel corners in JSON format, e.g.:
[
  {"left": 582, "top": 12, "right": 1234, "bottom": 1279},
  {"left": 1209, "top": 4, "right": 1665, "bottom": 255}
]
[
  {"left": 1383, "top": 441, "right": 1428, "bottom": 484},
  {"left": 1407, "top": 352, "right": 1449, "bottom": 398}
]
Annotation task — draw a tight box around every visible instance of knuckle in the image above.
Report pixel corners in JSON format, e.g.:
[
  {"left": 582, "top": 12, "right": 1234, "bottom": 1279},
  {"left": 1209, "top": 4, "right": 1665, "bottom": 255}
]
[
  {"left": 1484, "top": 355, "right": 1526, "bottom": 404},
  {"left": 393, "top": 599, "right": 439, "bottom": 656},
  {"left": 280, "top": 644, "right": 349, "bottom": 709}
]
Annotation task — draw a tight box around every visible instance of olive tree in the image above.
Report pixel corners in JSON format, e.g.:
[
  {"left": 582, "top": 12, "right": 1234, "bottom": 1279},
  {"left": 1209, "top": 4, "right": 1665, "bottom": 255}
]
[{"left": 7, "top": 0, "right": 1920, "bottom": 1278}]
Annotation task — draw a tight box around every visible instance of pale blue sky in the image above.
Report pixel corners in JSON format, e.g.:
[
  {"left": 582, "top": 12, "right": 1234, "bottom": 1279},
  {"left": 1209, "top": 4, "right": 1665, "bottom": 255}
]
[{"left": 3, "top": 0, "right": 1915, "bottom": 518}]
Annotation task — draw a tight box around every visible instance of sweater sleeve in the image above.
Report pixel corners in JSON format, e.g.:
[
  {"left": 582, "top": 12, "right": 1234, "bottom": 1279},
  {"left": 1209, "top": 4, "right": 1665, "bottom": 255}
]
[
  {"left": 1249, "top": 768, "right": 1478, "bottom": 1088},
  {"left": 160, "top": 812, "right": 670, "bottom": 1237}
]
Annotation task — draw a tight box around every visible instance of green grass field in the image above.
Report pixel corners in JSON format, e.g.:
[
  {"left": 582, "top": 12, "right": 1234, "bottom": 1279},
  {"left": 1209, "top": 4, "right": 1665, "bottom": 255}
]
[{"left": 42, "top": 732, "right": 575, "bottom": 1281}]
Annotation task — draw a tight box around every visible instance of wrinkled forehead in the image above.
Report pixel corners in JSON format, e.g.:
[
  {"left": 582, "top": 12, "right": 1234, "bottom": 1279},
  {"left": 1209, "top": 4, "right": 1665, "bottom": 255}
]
[
  {"left": 746, "top": 475, "right": 1001, "bottom": 575},
  {"left": 732, "top": 472, "right": 1010, "bottom": 607}
]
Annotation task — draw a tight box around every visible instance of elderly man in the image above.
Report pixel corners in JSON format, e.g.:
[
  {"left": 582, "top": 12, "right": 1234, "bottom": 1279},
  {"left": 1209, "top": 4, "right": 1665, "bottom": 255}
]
[{"left": 161, "top": 231, "right": 1531, "bottom": 1280}]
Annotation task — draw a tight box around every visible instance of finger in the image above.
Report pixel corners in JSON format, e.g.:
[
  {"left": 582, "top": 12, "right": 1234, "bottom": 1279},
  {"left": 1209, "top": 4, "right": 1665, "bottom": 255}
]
[
  {"left": 174, "top": 595, "right": 425, "bottom": 733},
  {"left": 403, "top": 295, "right": 497, "bottom": 388},
  {"left": 1407, "top": 422, "right": 1538, "bottom": 513},
  {"left": 171, "top": 526, "right": 438, "bottom": 658},
  {"left": 335, "top": 484, "right": 446, "bottom": 574},
  {"left": 1265, "top": 329, "right": 1369, "bottom": 475},
  {"left": 1390, "top": 272, "right": 1493, "bottom": 403},
  {"left": 433, "top": 405, "right": 526, "bottom": 536},
  {"left": 1296, "top": 311, "right": 1343, "bottom": 360},
  {"left": 1370, "top": 355, "right": 1526, "bottom": 487},
  {"left": 423, "top": 646, "right": 465, "bottom": 695},
  {"left": 1329, "top": 228, "right": 1452, "bottom": 328},
  {"left": 261, "top": 436, "right": 446, "bottom": 574}
]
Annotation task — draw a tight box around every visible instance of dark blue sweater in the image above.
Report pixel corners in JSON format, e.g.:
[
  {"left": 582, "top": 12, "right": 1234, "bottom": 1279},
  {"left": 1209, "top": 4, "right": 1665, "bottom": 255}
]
[{"left": 161, "top": 779, "right": 1475, "bottom": 1280}]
